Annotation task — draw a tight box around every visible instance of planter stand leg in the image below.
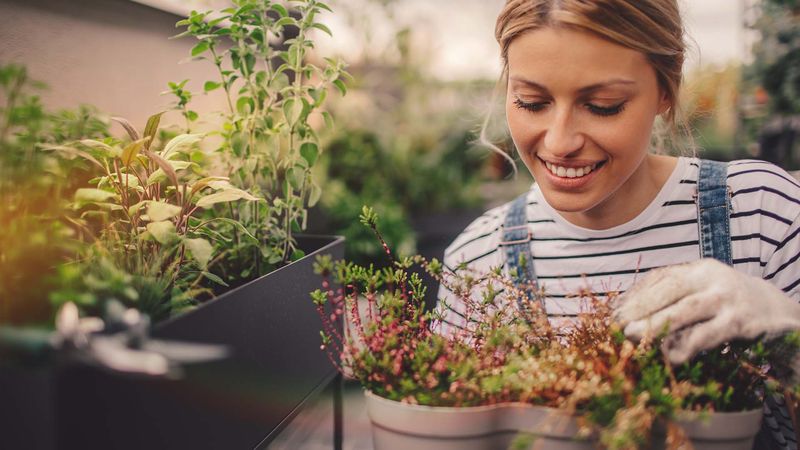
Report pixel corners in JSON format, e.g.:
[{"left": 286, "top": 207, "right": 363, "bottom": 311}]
[{"left": 334, "top": 373, "right": 343, "bottom": 450}]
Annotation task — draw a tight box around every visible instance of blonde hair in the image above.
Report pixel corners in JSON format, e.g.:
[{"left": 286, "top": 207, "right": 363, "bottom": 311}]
[{"left": 482, "top": 0, "right": 691, "bottom": 171}]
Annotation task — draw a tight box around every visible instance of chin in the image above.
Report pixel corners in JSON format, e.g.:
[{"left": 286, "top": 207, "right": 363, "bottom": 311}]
[{"left": 539, "top": 190, "right": 599, "bottom": 214}]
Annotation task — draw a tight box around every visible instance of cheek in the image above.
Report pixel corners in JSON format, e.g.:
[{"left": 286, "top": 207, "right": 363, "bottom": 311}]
[
  {"left": 505, "top": 104, "right": 539, "bottom": 153},
  {"left": 596, "top": 115, "right": 655, "bottom": 160}
]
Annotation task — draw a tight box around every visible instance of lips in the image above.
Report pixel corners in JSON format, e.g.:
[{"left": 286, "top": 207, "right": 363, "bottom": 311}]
[{"left": 540, "top": 158, "right": 606, "bottom": 179}]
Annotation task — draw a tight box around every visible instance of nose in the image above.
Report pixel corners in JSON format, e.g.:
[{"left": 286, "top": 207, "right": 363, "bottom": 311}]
[{"left": 543, "top": 108, "right": 584, "bottom": 157}]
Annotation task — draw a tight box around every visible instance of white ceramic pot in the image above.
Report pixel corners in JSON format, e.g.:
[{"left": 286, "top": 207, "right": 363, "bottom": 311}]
[
  {"left": 364, "top": 391, "right": 594, "bottom": 450},
  {"left": 653, "top": 408, "right": 764, "bottom": 450},
  {"left": 366, "top": 390, "right": 764, "bottom": 450}
]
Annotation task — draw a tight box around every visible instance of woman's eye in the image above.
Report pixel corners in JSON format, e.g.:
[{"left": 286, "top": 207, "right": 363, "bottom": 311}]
[
  {"left": 513, "top": 98, "right": 548, "bottom": 113},
  {"left": 586, "top": 102, "right": 626, "bottom": 117}
]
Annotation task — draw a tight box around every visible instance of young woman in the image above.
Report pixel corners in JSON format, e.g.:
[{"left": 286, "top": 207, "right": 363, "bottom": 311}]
[{"left": 436, "top": 1, "right": 800, "bottom": 447}]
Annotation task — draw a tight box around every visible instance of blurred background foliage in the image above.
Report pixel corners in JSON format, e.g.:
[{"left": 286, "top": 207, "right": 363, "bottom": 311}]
[
  {"left": 742, "top": 0, "right": 800, "bottom": 169},
  {"left": 3, "top": 0, "right": 800, "bottom": 325},
  {"left": 308, "top": 0, "right": 505, "bottom": 265},
  {"left": 0, "top": 65, "right": 110, "bottom": 325}
]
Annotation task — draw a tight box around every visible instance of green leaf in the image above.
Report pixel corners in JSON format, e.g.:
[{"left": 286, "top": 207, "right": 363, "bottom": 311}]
[
  {"left": 202, "top": 271, "right": 229, "bottom": 287},
  {"left": 244, "top": 53, "right": 256, "bottom": 74},
  {"left": 316, "top": 2, "right": 333, "bottom": 13},
  {"left": 236, "top": 96, "right": 254, "bottom": 115},
  {"left": 275, "top": 17, "right": 296, "bottom": 28},
  {"left": 121, "top": 138, "right": 146, "bottom": 166},
  {"left": 333, "top": 79, "right": 347, "bottom": 96},
  {"left": 321, "top": 111, "right": 334, "bottom": 129},
  {"left": 128, "top": 200, "right": 148, "bottom": 217},
  {"left": 189, "top": 176, "right": 230, "bottom": 197},
  {"left": 143, "top": 112, "right": 165, "bottom": 150},
  {"left": 147, "top": 220, "right": 178, "bottom": 245},
  {"left": 311, "top": 23, "right": 332, "bottom": 37},
  {"left": 203, "top": 81, "right": 221, "bottom": 92},
  {"left": 291, "top": 249, "right": 306, "bottom": 261},
  {"left": 146, "top": 161, "right": 195, "bottom": 185},
  {"left": 108, "top": 173, "right": 140, "bottom": 190},
  {"left": 78, "top": 139, "right": 119, "bottom": 157},
  {"left": 161, "top": 133, "right": 203, "bottom": 159},
  {"left": 146, "top": 201, "right": 183, "bottom": 222},
  {"left": 143, "top": 149, "right": 180, "bottom": 193},
  {"left": 300, "top": 142, "right": 319, "bottom": 166},
  {"left": 184, "top": 238, "right": 213, "bottom": 268},
  {"left": 186, "top": 110, "right": 198, "bottom": 121},
  {"left": 308, "top": 182, "right": 322, "bottom": 207},
  {"left": 271, "top": 3, "right": 288, "bottom": 17},
  {"left": 75, "top": 188, "right": 116, "bottom": 203},
  {"left": 191, "top": 40, "right": 210, "bottom": 57},
  {"left": 199, "top": 217, "right": 258, "bottom": 243},
  {"left": 282, "top": 98, "right": 302, "bottom": 126},
  {"left": 195, "top": 188, "right": 259, "bottom": 209}
]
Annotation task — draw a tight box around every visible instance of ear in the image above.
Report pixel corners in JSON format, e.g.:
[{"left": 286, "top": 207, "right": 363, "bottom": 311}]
[{"left": 657, "top": 91, "right": 672, "bottom": 116}]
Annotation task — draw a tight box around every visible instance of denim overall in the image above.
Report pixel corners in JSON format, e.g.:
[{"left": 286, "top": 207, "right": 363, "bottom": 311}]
[{"left": 502, "top": 159, "right": 795, "bottom": 449}]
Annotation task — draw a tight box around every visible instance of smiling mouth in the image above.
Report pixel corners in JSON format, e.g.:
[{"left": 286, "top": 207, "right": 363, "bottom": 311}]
[{"left": 540, "top": 158, "right": 606, "bottom": 179}]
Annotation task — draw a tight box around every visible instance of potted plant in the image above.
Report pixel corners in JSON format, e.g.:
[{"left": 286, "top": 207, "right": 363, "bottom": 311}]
[
  {"left": 0, "top": 1, "right": 350, "bottom": 448},
  {"left": 57, "top": 1, "right": 349, "bottom": 448},
  {"left": 312, "top": 207, "right": 800, "bottom": 450}
]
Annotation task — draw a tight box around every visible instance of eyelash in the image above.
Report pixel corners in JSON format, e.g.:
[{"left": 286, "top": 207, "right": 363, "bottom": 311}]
[{"left": 513, "top": 98, "right": 627, "bottom": 117}]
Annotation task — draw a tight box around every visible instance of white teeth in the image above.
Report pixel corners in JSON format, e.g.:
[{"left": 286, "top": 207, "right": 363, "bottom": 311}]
[{"left": 543, "top": 161, "right": 600, "bottom": 178}]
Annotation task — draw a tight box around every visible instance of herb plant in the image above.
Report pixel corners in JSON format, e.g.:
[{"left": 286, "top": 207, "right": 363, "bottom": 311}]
[
  {"left": 173, "top": 0, "right": 348, "bottom": 286},
  {"left": 51, "top": 113, "right": 259, "bottom": 320}
]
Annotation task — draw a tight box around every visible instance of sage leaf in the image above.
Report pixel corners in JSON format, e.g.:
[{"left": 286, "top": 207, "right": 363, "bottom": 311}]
[
  {"left": 147, "top": 220, "right": 178, "bottom": 245},
  {"left": 195, "top": 188, "right": 258, "bottom": 209},
  {"left": 162, "top": 133, "right": 204, "bottom": 159},
  {"left": 143, "top": 112, "right": 165, "bottom": 150},
  {"left": 184, "top": 238, "right": 213, "bottom": 268},
  {"left": 146, "top": 201, "right": 183, "bottom": 222},
  {"left": 308, "top": 182, "right": 322, "bottom": 207},
  {"left": 75, "top": 188, "right": 116, "bottom": 203},
  {"left": 111, "top": 116, "right": 140, "bottom": 140}
]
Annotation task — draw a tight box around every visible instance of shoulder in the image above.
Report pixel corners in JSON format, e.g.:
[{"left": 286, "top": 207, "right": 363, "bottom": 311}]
[
  {"left": 725, "top": 159, "right": 800, "bottom": 190},
  {"left": 442, "top": 189, "right": 533, "bottom": 271},
  {"left": 723, "top": 159, "right": 800, "bottom": 219}
]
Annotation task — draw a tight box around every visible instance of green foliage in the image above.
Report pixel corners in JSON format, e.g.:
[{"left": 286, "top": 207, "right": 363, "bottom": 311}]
[
  {"left": 317, "top": 128, "right": 485, "bottom": 264},
  {"left": 49, "top": 112, "right": 258, "bottom": 318},
  {"left": 0, "top": 64, "right": 109, "bottom": 325},
  {"left": 173, "top": 0, "right": 349, "bottom": 286},
  {"left": 749, "top": 1, "right": 800, "bottom": 115}
]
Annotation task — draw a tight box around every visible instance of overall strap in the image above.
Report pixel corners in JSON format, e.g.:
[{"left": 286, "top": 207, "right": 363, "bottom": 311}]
[
  {"left": 696, "top": 159, "right": 733, "bottom": 265},
  {"left": 502, "top": 192, "right": 541, "bottom": 314},
  {"left": 697, "top": 159, "right": 796, "bottom": 449}
]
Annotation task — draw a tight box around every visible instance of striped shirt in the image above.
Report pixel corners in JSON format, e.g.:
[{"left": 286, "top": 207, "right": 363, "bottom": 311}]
[{"left": 436, "top": 157, "right": 800, "bottom": 333}]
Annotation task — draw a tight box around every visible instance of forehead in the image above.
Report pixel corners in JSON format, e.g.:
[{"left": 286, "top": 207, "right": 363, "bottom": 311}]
[{"left": 507, "top": 27, "right": 656, "bottom": 90}]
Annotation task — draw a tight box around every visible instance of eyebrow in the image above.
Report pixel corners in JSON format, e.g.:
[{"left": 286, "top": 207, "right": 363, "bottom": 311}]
[{"left": 509, "top": 76, "right": 636, "bottom": 94}]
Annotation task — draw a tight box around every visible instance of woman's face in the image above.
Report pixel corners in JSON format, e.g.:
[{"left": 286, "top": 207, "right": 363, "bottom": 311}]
[{"left": 506, "top": 26, "right": 668, "bottom": 225}]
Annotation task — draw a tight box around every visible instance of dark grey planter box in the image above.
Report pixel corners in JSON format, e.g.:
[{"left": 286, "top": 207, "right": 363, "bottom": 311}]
[{"left": 1, "top": 235, "right": 344, "bottom": 450}]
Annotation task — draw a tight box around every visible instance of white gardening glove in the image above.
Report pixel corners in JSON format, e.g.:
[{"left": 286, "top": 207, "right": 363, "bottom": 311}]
[{"left": 613, "top": 258, "right": 800, "bottom": 365}]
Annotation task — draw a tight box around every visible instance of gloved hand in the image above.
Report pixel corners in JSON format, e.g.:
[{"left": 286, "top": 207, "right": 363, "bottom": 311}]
[{"left": 613, "top": 258, "right": 800, "bottom": 365}]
